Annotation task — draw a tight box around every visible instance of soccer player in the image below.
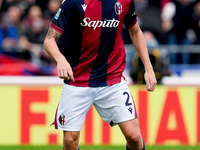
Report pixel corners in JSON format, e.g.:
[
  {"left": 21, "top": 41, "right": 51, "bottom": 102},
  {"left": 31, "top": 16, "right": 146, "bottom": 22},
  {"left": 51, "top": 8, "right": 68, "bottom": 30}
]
[{"left": 43, "top": 0, "right": 157, "bottom": 150}]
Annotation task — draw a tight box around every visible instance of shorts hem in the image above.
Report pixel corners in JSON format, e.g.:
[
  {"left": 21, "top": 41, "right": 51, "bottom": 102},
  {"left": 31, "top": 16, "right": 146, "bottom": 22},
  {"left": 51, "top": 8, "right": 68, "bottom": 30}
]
[
  {"left": 56, "top": 127, "right": 81, "bottom": 132},
  {"left": 111, "top": 116, "right": 138, "bottom": 126}
]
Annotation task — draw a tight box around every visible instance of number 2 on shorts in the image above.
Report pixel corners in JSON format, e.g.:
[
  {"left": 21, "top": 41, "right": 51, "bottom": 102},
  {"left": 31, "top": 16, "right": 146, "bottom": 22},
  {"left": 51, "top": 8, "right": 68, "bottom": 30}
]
[{"left": 123, "top": 92, "right": 132, "bottom": 106}]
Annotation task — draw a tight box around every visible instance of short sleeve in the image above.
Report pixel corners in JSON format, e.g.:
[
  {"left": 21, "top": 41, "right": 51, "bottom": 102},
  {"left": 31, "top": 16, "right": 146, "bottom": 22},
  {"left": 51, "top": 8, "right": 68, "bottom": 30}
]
[
  {"left": 50, "top": 0, "right": 70, "bottom": 33},
  {"left": 123, "top": 0, "right": 137, "bottom": 29}
]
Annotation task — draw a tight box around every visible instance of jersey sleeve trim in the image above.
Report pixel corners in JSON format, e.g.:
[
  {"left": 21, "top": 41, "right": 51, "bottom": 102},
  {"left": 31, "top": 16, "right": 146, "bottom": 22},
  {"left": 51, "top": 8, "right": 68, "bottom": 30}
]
[
  {"left": 126, "top": 18, "right": 137, "bottom": 29},
  {"left": 50, "top": 22, "right": 64, "bottom": 33}
]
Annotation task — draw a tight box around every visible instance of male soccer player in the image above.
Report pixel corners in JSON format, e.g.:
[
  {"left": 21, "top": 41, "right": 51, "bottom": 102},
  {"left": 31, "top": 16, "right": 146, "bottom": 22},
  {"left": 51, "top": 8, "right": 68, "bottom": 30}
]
[{"left": 44, "top": 0, "right": 157, "bottom": 149}]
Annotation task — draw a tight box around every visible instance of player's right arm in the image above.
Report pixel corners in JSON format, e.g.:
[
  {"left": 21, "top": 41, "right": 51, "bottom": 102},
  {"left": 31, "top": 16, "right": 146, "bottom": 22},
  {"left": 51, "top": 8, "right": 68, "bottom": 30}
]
[{"left": 43, "top": 27, "right": 75, "bottom": 81}]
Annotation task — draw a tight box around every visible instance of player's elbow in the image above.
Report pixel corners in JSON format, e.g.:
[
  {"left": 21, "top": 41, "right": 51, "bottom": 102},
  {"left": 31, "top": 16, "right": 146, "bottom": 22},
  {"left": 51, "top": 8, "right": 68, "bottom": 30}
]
[
  {"left": 43, "top": 37, "right": 53, "bottom": 51},
  {"left": 43, "top": 37, "right": 49, "bottom": 50}
]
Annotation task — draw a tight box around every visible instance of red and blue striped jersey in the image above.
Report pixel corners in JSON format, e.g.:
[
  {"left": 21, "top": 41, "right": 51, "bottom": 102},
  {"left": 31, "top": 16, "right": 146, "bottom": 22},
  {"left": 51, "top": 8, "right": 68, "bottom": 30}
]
[{"left": 50, "top": 0, "right": 137, "bottom": 87}]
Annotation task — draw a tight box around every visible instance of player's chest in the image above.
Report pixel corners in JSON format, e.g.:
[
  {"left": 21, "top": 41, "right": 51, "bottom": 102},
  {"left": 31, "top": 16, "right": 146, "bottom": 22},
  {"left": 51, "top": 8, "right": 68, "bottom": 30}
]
[{"left": 74, "top": 0, "right": 130, "bottom": 20}]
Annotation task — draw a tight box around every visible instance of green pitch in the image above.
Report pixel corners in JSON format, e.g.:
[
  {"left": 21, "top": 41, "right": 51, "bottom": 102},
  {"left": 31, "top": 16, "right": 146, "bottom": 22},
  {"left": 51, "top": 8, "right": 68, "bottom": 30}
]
[{"left": 0, "top": 145, "right": 200, "bottom": 150}]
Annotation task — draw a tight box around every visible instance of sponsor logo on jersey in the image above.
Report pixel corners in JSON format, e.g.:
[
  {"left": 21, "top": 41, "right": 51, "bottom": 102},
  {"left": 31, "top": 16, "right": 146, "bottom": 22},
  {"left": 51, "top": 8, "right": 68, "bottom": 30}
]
[
  {"left": 54, "top": 8, "right": 61, "bottom": 20},
  {"left": 80, "top": 17, "right": 120, "bottom": 30},
  {"left": 81, "top": 4, "right": 87, "bottom": 11},
  {"left": 114, "top": 2, "right": 122, "bottom": 15}
]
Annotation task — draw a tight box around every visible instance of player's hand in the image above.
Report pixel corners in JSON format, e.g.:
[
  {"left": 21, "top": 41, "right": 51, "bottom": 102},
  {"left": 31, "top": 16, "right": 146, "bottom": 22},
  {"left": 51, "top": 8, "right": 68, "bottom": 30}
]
[
  {"left": 144, "top": 68, "right": 157, "bottom": 92},
  {"left": 56, "top": 56, "right": 75, "bottom": 82}
]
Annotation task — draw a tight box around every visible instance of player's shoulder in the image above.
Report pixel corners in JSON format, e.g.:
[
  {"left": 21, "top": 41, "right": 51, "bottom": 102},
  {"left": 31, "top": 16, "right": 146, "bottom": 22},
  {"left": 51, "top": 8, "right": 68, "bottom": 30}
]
[
  {"left": 120, "top": 0, "right": 135, "bottom": 6},
  {"left": 61, "top": 0, "right": 81, "bottom": 9},
  {"left": 60, "top": 0, "right": 74, "bottom": 10},
  {"left": 61, "top": 0, "right": 70, "bottom": 5},
  {"left": 61, "top": 0, "right": 80, "bottom": 5}
]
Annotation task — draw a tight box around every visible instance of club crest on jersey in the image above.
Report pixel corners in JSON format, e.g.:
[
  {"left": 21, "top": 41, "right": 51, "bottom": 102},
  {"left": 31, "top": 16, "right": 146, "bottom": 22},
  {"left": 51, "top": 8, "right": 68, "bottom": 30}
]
[
  {"left": 114, "top": 2, "right": 122, "bottom": 15},
  {"left": 54, "top": 8, "right": 61, "bottom": 20},
  {"left": 59, "top": 113, "right": 65, "bottom": 126}
]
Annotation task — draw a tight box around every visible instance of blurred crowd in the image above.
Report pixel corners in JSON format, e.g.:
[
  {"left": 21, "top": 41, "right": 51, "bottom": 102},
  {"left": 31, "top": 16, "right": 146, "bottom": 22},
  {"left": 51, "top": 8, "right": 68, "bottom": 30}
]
[
  {"left": 122, "top": 0, "right": 200, "bottom": 45},
  {"left": 161, "top": 0, "right": 200, "bottom": 45},
  {"left": 0, "top": 0, "right": 200, "bottom": 75},
  {"left": 0, "top": 0, "right": 62, "bottom": 75},
  {"left": 123, "top": 0, "right": 200, "bottom": 65}
]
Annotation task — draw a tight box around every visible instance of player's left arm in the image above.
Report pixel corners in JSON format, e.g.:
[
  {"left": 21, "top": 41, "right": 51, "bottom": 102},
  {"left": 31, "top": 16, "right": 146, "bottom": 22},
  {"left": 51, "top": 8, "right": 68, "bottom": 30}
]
[{"left": 128, "top": 22, "right": 157, "bottom": 91}]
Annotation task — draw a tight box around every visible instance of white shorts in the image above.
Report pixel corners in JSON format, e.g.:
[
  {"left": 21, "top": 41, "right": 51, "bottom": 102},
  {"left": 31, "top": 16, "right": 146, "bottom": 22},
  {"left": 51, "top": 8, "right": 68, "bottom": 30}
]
[{"left": 54, "top": 78, "right": 138, "bottom": 131}]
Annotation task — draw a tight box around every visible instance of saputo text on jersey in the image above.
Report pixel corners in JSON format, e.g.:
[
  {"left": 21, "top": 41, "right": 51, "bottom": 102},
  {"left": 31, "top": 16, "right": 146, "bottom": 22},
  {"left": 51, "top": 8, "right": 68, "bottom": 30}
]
[{"left": 80, "top": 17, "right": 120, "bottom": 30}]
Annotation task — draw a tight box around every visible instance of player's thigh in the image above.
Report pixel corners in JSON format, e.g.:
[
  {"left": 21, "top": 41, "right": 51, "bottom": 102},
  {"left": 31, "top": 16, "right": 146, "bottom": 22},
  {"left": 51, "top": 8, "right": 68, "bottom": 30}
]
[
  {"left": 118, "top": 118, "right": 142, "bottom": 140},
  {"left": 94, "top": 78, "right": 137, "bottom": 126},
  {"left": 55, "top": 84, "right": 94, "bottom": 131}
]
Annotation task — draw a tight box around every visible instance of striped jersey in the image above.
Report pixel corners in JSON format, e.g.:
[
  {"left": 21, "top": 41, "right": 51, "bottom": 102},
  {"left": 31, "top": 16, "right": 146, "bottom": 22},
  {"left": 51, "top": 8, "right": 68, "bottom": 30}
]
[{"left": 50, "top": 0, "right": 137, "bottom": 87}]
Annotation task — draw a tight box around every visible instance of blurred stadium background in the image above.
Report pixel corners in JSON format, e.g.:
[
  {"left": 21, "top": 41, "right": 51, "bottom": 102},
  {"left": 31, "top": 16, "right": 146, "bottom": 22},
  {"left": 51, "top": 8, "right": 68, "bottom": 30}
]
[{"left": 0, "top": 0, "right": 200, "bottom": 149}]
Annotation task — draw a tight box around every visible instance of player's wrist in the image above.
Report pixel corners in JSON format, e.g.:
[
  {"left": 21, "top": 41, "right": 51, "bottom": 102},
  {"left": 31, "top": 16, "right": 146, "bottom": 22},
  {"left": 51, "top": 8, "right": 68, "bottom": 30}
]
[
  {"left": 144, "top": 64, "right": 153, "bottom": 72},
  {"left": 55, "top": 54, "right": 67, "bottom": 63}
]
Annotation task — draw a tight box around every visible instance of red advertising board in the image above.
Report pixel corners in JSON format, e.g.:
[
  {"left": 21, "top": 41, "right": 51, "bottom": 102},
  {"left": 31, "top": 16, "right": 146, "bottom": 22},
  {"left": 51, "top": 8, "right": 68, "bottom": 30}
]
[{"left": 0, "top": 85, "right": 199, "bottom": 146}]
